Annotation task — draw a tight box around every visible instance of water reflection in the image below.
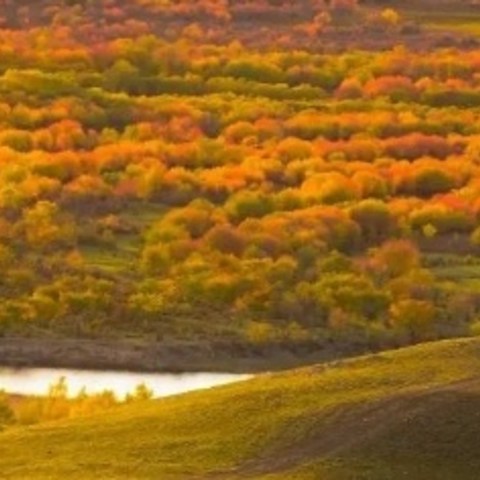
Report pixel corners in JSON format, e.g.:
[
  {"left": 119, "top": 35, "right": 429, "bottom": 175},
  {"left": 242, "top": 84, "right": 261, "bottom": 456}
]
[{"left": 0, "top": 367, "right": 250, "bottom": 399}]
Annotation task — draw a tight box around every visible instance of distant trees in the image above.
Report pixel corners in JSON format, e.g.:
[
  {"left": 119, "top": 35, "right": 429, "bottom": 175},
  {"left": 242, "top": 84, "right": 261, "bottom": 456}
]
[
  {"left": 350, "top": 200, "right": 394, "bottom": 244},
  {"left": 330, "top": 0, "right": 358, "bottom": 12},
  {"left": 380, "top": 8, "right": 401, "bottom": 27},
  {"left": 225, "top": 191, "right": 274, "bottom": 223},
  {"left": 390, "top": 299, "right": 436, "bottom": 341},
  {"left": 364, "top": 76, "right": 417, "bottom": 102},
  {"left": 20, "top": 201, "right": 76, "bottom": 250},
  {"left": 0, "top": 4, "right": 477, "bottom": 352},
  {"left": 369, "top": 240, "right": 421, "bottom": 279},
  {"left": 3, "top": 377, "right": 154, "bottom": 428}
]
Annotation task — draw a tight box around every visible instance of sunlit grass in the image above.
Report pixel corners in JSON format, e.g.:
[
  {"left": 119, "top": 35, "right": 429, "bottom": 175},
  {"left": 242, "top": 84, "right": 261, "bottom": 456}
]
[
  {"left": 406, "top": 9, "right": 480, "bottom": 36},
  {"left": 2, "top": 338, "right": 480, "bottom": 479},
  {"left": 81, "top": 243, "right": 136, "bottom": 273}
]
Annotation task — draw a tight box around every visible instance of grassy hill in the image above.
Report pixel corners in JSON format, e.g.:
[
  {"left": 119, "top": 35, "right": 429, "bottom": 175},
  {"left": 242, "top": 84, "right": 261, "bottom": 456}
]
[{"left": 2, "top": 338, "right": 480, "bottom": 479}]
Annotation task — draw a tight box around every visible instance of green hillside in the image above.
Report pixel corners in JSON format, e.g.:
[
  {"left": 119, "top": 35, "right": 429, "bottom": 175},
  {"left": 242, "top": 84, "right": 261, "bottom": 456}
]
[{"left": 2, "top": 338, "right": 480, "bottom": 479}]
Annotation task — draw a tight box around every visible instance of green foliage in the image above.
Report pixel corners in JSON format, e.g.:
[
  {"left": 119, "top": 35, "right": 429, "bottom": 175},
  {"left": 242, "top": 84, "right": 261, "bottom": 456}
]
[
  {"left": 225, "top": 191, "right": 274, "bottom": 223},
  {"left": 350, "top": 199, "right": 393, "bottom": 244}
]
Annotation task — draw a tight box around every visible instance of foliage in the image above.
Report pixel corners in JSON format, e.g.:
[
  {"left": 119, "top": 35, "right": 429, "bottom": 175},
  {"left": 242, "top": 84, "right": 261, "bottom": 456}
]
[
  {"left": 8, "top": 377, "right": 156, "bottom": 427},
  {"left": 0, "top": 0, "right": 475, "bottom": 356}
]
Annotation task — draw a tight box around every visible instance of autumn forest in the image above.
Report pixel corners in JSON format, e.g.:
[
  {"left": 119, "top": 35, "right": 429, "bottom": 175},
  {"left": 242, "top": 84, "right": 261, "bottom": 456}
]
[{"left": 0, "top": 0, "right": 478, "bottom": 367}]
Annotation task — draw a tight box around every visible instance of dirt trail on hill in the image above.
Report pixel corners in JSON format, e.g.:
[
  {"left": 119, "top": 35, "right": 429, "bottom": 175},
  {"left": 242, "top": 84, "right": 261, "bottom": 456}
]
[{"left": 204, "top": 376, "right": 480, "bottom": 479}]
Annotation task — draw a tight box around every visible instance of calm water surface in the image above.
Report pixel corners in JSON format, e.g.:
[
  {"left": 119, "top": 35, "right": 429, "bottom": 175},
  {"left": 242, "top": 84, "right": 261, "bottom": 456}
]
[{"left": 0, "top": 368, "right": 250, "bottom": 399}]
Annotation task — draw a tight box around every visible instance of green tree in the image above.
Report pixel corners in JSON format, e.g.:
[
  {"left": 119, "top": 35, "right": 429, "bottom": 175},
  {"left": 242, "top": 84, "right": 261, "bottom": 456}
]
[
  {"left": 350, "top": 199, "right": 394, "bottom": 244},
  {"left": 225, "top": 191, "right": 274, "bottom": 223}
]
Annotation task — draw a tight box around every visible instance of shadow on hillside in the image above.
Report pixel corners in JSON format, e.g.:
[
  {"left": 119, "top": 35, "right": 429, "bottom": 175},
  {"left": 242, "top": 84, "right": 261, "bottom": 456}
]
[{"left": 208, "top": 379, "right": 480, "bottom": 479}]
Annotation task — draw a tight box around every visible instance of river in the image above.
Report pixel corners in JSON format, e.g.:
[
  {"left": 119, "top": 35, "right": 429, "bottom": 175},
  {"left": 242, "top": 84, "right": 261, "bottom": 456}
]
[{"left": 0, "top": 367, "right": 250, "bottom": 399}]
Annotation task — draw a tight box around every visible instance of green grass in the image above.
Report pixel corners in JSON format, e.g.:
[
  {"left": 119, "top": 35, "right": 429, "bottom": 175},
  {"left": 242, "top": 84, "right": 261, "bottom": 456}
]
[
  {"left": 81, "top": 243, "right": 135, "bottom": 273},
  {"left": 80, "top": 202, "right": 167, "bottom": 274},
  {"left": 406, "top": 9, "right": 480, "bottom": 36},
  {"left": 431, "top": 264, "right": 480, "bottom": 282},
  {"left": 121, "top": 202, "right": 167, "bottom": 228},
  {"left": 424, "top": 254, "right": 480, "bottom": 294},
  {"left": 3, "top": 338, "right": 480, "bottom": 478}
]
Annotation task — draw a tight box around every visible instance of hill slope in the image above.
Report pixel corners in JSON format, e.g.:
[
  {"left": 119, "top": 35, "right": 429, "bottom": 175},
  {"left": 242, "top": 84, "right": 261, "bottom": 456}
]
[{"left": 2, "top": 338, "right": 480, "bottom": 479}]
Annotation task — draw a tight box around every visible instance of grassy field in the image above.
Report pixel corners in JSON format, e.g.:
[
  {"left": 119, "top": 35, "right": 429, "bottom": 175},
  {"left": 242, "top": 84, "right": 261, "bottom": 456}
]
[
  {"left": 2, "top": 338, "right": 480, "bottom": 479},
  {"left": 406, "top": 8, "right": 480, "bottom": 36}
]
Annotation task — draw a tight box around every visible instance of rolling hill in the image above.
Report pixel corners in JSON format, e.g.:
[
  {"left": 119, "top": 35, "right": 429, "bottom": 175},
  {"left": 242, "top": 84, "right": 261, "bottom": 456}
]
[{"left": 2, "top": 337, "right": 480, "bottom": 479}]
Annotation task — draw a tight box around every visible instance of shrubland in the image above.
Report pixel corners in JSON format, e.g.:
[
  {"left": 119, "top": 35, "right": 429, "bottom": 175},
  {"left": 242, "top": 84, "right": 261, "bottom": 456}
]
[{"left": 0, "top": 0, "right": 476, "bottom": 362}]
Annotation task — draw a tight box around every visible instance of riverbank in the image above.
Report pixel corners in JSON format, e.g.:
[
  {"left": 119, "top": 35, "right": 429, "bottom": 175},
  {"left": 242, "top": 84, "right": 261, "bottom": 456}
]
[{"left": 0, "top": 337, "right": 370, "bottom": 373}]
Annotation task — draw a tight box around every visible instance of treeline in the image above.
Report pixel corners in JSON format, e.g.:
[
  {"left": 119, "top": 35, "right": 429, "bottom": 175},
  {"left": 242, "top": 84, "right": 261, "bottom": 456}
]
[
  {"left": 0, "top": 3, "right": 478, "bottom": 352},
  {"left": 0, "top": 0, "right": 468, "bottom": 53},
  {"left": 0, "top": 378, "right": 153, "bottom": 429}
]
